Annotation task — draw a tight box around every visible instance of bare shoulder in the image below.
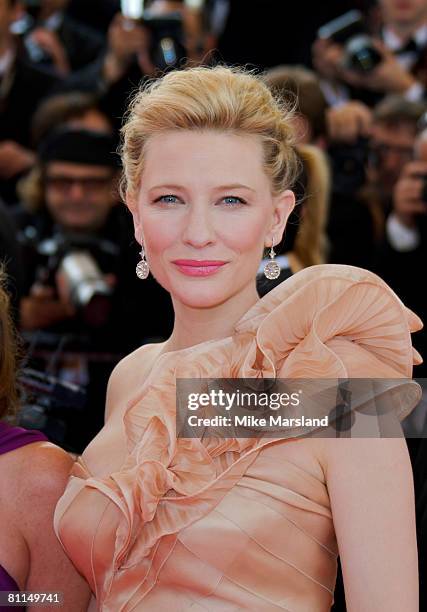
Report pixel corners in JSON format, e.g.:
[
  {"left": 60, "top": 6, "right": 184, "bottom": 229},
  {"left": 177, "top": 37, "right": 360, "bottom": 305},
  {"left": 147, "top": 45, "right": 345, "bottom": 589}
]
[
  {"left": 6, "top": 442, "right": 73, "bottom": 508},
  {"left": 0, "top": 442, "right": 73, "bottom": 590},
  {"left": 104, "top": 341, "right": 167, "bottom": 422},
  {"left": 5, "top": 443, "right": 91, "bottom": 609}
]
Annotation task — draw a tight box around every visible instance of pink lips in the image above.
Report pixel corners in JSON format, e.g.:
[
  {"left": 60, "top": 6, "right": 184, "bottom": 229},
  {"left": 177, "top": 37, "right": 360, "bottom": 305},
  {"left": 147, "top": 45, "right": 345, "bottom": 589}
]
[{"left": 172, "top": 259, "right": 227, "bottom": 277}]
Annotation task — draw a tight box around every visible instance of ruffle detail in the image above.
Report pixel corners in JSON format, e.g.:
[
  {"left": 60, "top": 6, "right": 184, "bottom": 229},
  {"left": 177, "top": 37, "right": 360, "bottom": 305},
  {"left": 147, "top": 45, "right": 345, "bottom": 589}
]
[{"left": 81, "top": 264, "right": 423, "bottom": 609}]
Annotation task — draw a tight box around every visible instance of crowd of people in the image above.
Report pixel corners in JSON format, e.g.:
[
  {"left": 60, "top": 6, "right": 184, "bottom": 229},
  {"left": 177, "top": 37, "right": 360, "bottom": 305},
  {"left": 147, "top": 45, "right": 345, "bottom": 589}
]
[{"left": 1, "top": 1, "right": 427, "bottom": 610}]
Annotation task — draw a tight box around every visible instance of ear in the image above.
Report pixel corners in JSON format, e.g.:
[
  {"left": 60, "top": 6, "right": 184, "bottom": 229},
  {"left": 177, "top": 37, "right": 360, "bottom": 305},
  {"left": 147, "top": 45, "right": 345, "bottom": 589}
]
[
  {"left": 126, "top": 191, "right": 143, "bottom": 244},
  {"left": 266, "top": 190, "right": 295, "bottom": 246}
]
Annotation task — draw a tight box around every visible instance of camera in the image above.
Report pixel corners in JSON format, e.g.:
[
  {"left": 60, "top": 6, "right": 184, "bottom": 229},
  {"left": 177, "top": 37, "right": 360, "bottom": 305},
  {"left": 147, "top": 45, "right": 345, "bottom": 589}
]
[
  {"left": 121, "top": 0, "right": 187, "bottom": 70},
  {"left": 18, "top": 367, "right": 86, "bottom": 452},
  {"left": 23, "top": 230, "right": 118, "bottom": 327},
  {"left": 11, "top": 1, "right": 56, "bottom": 65},
  {"left": 328, "top": 137, "right": 371, "bottom": 194},
  {"left": 318, "top": 10, "right": 382, "bottom": 74}
]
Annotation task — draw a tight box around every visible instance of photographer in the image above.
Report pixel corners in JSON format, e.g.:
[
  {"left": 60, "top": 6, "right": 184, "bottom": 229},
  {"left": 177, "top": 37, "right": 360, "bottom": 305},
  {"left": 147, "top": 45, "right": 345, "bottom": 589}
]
[
  {"left": 327, "top": 95, "right": 425, "bottom": 269},
  {"left": 15, "top": 127, "right": 173, "bottom": 452},
  {"left": 373, "top": 124, "right": 427, "bottom": 377},
  {"left": 60, "top": 7, "right": 188, "bottom": 130},
  {"left": 313, "top": 0, "right": 427, "bottom": 107},
  {"left": 17, "top": 0, "right": 104, "bottom": 77},
  {"left": 0, "top": 0, "right": 59, "bottom": 204}
]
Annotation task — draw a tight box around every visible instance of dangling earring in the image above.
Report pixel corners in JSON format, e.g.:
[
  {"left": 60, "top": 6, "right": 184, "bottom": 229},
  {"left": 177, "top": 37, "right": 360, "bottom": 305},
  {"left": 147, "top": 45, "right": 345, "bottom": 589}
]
[
  {"left": 263, "top": 239, "right": 281, "bottom": 280},
  {"left": 136, "top": 245, "right": 150, "bottom": 279}
]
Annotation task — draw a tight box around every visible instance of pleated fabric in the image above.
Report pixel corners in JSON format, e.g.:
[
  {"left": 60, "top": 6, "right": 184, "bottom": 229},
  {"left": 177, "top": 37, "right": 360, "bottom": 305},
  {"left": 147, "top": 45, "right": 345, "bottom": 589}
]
[{"left": 54, "top": 264, "right": 423, "bottom": 611}]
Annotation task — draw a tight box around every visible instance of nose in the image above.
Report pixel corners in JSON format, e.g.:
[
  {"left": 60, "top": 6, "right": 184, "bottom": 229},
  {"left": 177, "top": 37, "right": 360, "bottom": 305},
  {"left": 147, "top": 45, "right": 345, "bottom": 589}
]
[
  {"left": 383, "top": 150, "right": 402, "bottom": 174},
  {"left": 68, "top": 181, "right": 85, "bottom": 200},
  {"left": 181, "top": 202, "right": 216, "bottom": 248}
]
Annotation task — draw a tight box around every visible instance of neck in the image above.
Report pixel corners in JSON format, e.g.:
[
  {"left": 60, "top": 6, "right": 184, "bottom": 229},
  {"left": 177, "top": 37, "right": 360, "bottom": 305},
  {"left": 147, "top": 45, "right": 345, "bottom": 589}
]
[
  {"left": 388, "top": 17, "right": 427, "bottom": 40},
  {"left": 164, "top": 282, "right": 260, "bottom": 353}
]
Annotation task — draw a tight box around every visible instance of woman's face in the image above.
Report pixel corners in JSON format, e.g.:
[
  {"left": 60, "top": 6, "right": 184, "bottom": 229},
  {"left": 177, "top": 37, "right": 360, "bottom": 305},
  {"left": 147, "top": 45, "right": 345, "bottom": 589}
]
[{"left": 131, "top": 130, "right": 295, "bottom": 309}]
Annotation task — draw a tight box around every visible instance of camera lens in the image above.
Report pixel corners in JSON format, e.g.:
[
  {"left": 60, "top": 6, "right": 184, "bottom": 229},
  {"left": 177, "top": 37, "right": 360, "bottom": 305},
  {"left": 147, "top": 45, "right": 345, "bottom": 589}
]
[{"left": 345, "top": 35, "right": 382, "bottom": 73}]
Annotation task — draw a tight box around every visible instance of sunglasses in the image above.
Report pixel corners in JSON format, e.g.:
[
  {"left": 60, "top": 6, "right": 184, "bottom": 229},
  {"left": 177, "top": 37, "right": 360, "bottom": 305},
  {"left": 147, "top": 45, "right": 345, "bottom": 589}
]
[{"left": 45, "top": 175, "right": 113, "bottom": 194}]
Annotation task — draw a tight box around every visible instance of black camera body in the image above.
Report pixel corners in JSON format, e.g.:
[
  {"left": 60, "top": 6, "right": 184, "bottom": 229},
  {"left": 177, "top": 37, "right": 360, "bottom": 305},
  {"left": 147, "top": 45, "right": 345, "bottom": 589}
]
[
  {"left": 142, "top": 12, "right": 187, "bottom": 71},
  {"left": 328, "top": 137, "right": 371, "bottom": 194},
  {"left": 25, "top": 230, "right": 119, "bottom": 328},
  {"left": 318, "top": 10, "right": 382, "bottom": 74},
  {"left": 121, "top": 0, "right": 187, "bottom": 71}
]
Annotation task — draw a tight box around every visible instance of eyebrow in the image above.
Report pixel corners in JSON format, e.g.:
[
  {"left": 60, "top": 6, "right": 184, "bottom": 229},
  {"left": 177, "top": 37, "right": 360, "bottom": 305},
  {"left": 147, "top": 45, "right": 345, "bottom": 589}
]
[{"left": 147, "top": 183, "right": 256, "bottom": 193}]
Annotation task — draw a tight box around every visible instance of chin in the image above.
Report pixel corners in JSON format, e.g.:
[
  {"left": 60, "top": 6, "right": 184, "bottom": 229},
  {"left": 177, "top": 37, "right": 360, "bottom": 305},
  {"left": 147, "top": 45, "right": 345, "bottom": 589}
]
[
  {"left": 175, "top": 287, "right": 232, "bottom": 309},
  {"left": 61, "top": 218, "right": 94, "bottom": 230},
  {"left": 163, "top": 276, "right": 234, "bottom": 309}
]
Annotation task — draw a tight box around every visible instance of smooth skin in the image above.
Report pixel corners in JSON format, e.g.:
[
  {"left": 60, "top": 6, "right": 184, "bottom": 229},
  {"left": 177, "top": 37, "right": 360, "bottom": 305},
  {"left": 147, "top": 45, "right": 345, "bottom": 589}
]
[
  {"left": 81, "top": 129, "right": 418, "bottom": 611},
  {"left": 0, "top": 441, "right": 91, "bottom": 611}
]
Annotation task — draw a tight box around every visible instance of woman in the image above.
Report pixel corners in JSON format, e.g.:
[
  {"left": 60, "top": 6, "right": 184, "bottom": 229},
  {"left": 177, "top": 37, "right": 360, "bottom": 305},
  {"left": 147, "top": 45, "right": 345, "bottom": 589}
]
[
  {"left": 54, "top": 66, "right": 422, "bottom": 611},
  {"left": 0, "top": 271, "right": 90, "bottom": 610}
]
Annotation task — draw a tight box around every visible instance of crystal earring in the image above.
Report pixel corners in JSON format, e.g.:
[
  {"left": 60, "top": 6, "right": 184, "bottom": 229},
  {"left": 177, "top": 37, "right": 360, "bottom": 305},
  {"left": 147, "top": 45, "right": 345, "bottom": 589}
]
[
  {"left": 136, "top": 245, "right": 150, "bottom": 279},
  {"left": 263, "top": 239, "right": 281, "bottom": 280}
]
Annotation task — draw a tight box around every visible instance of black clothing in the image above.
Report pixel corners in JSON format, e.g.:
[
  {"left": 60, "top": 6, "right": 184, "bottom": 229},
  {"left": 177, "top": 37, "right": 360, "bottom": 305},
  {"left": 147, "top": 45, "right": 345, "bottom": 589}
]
[
  {"left": 326, "top": 191, "right": 377, "bottom": 271},
  {"left": 0, "top": 52, "right": 59, "bottom": 204},
  {"left": 413, "top": 438, "right": 427, "bottom": 611},
  {"left": 215, "top": 0, "right": 353, "bottom": 69},
  {"left": 66, "top": 0, "right": 120, "bottom": 34},
  {"left": 372, "top": 217, "right": 427, "bottom": 379},
  {"left": 58, "top": 55, "right": 145, "bottom": 131},
  {"left": 54, "top": 14, "right": 105, "bottom": 72}
]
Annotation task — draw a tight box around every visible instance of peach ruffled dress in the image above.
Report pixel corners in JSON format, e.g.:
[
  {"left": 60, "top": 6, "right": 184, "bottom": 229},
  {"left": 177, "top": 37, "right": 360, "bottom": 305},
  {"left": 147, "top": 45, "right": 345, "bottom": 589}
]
[{"left": 54, "top": 264, "right": 423, "bottom": 611}]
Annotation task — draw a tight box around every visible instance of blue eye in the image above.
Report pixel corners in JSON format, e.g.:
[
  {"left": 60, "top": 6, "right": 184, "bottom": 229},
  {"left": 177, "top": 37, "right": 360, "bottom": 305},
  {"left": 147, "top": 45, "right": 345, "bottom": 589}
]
[
  {"left": 154, "top": 195, "right": 180, "bottom": 204},
  {"left": 222, "top": 196, "right": 246, "bottom": 206}
]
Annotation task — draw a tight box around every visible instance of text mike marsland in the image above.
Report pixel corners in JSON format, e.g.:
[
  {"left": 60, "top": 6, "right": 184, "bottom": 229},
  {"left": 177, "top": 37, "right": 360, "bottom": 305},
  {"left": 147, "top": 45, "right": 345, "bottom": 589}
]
[{"left": 188, "top": 414, "right": 329, "bottom": 428}]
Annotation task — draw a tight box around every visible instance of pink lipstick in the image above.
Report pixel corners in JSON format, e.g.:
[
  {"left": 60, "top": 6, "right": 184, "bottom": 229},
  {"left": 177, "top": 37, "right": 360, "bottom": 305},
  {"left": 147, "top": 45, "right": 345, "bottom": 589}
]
[{"left": 172, "top": 260, "right": 227, "bottom": 277}]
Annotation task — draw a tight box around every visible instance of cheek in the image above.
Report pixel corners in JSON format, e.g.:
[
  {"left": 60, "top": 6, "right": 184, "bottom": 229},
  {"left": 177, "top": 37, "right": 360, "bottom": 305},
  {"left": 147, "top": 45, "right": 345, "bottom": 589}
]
[
  {"left": 139, "top": 207, "right": 270, "bottom": 257},
  {"left": 220, "top": 215, "right": 267, "bottom": 254},
  {"left": 45, "top": 193, "right": 62, "bottom": 214},
  {"left": 140, "top": 212, "right": 180, "bottom": 255}
]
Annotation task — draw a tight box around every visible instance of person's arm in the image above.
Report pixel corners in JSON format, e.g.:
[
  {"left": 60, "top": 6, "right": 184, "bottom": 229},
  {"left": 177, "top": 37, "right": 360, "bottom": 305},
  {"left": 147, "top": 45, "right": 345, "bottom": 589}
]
[
  {"left": 16, "top": 444, "right": 91, "bottom": 611},
  {"left": 320, "top": 437, "right": 418, "bottom": 611}
]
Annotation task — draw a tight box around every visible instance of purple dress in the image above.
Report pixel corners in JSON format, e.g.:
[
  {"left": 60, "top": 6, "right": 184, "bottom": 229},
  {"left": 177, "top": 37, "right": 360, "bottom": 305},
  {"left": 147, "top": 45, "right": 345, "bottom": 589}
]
[{"left": 0, "top": 422, "right": 47, "bottom": 611}]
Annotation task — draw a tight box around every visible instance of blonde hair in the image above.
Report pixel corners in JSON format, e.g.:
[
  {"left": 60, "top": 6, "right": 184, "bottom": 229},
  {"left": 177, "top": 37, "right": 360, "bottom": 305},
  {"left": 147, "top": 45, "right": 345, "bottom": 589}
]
[
  {"left": 293, "top": 144, "right": 331, "bottom": 268},
  {"left": 120, "top": 65, "right": 300, "bottom": 199}
]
